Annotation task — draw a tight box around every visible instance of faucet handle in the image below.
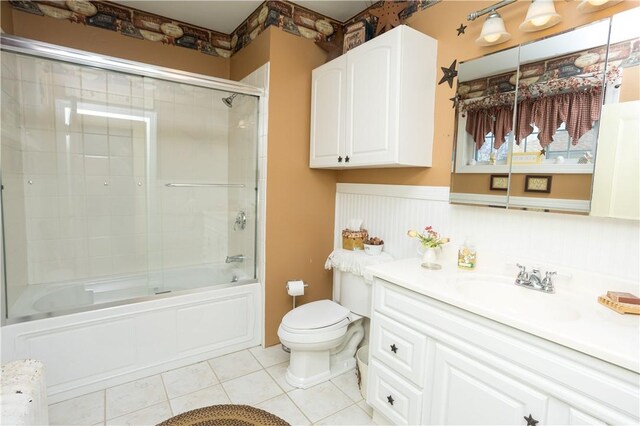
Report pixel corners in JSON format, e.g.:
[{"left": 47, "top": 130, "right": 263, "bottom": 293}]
[
  {"left": 516, "top": 263, "right": 528, "bottom": 279},
  {"left": 542, "top": 271, "right": 556, "bottom": 291}
]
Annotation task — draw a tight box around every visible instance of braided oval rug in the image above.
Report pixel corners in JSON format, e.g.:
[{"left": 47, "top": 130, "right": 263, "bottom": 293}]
[{"left": 157, "top": 404, "right": 290, "bottom": 426}]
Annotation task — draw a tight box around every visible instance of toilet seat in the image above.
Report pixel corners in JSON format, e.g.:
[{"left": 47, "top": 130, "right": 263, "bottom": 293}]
[
  {"left": 278, "top": 300, "right": 351, "bottom": 345},
  {"left": 281, "top": 300, "right": 350, "bottom": 331}
]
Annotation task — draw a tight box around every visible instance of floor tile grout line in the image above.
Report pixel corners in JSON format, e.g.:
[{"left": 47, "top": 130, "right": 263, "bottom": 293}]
[
  {"left": 278, "top": 391, "right": 313, "bottom": 425},
  {"left": 311, "top": 401, "right": 360, "bottom": 425},
  {"left": 158, "top": 371, "right": 173, "bottom": 415}
]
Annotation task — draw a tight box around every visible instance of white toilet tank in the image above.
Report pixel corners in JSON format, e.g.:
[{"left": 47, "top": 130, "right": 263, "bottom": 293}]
[{"left": 332, "top": 270, "right": 372, "bottom": 317}]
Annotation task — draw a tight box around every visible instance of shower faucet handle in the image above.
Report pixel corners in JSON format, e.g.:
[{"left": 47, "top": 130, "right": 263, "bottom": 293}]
[{"left": 234, "top": 211, "right": 247, "bottom": 231}]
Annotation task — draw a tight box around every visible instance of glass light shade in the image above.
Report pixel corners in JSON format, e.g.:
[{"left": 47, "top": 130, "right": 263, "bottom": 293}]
[
  {"left": 519, "top": 0, "right": 561, "bottom": 32},
  {"left": 476, "top": 12, "right": 512, "bottom": 46},
  {"left": 577, "top": 0, "right": 623, "bottom": 13}
]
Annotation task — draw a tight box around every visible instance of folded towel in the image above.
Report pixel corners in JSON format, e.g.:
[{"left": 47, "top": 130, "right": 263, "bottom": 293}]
[{"left": 325, "top": 249, "right": 394, "bottom": 282}]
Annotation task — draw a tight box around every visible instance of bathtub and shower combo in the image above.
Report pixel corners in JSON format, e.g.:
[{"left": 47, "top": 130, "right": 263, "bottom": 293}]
[{"left": 0, "top": 35, "right": 265, "bottom": 402}]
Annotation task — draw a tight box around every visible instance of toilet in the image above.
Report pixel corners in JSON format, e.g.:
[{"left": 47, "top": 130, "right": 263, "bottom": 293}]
[{"left": 278, "top": 269, "right": 372, "bottom": 389}]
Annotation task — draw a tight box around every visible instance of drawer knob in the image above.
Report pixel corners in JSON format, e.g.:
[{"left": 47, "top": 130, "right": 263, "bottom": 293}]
[
  {"left": 387, "top": 395, "right": 394, "bottom": 406},
  {"left": 390, "top": 344, "right": 398, "bottom": 354},
  {"left": 338, "top": 156, "right": 343, "bottom": 163},
  {"left": 524, "top": 414, "right": 538, "bottom": 426}
]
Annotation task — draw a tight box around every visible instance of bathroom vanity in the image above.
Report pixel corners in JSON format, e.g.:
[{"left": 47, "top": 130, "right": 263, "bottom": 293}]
[{"left": 366, "top": 258, "right": 640, "bottom": 425}]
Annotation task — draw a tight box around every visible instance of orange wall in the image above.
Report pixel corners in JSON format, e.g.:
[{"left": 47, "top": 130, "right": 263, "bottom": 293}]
[
  {"left": 231, "top": 29, "right": 336, "bottom": 346},
  {"left": 1, "top": 1, "right": 14, "bottom": 33},
  {"left": 5, "top": 10, "right": 229, "bottom": 78},
  {"left": 337, "top": 0, "right": 637, "bottom": 186}
]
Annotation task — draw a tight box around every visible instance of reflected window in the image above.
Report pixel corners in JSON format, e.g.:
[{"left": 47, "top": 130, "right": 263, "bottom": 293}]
[
  {"left": 514, "top": 123, "right": 596, "bottom": 160},
  {"left": 474, "top": 132, "right": 512, "bottom": 162}
]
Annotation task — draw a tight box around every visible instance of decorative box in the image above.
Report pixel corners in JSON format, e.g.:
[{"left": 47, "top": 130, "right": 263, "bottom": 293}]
[
  {"left": 342, "top": 229, "right": 368, "bottom": 250},
  {"left": 343, "top": 19, "right": 374, "bottom": 53}
]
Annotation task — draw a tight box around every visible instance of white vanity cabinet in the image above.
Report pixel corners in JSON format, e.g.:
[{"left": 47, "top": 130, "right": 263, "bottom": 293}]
[
  {"left": 367, "top": 279, "right": 639, "bottom": 425},
  {"left": 309, "top": 25, "right": 437, "bottom": 169}
]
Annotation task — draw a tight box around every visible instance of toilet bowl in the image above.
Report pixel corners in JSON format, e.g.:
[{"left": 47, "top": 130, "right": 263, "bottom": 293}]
[{"left": 277, "top": 269, "right": 371, "bottom": 389}]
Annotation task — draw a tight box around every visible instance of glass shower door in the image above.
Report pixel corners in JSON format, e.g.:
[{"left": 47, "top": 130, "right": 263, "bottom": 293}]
[{"left": 1, "top": 48, "right": 260, "bottom": 321}]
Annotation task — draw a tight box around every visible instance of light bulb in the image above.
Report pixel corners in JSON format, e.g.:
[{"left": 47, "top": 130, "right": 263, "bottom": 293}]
[
  {"left": 531, "top": 15, "right": 551, "bottom": 27},
  {"left": 587, "top": 0, "right": 609, "bottom": 5},
  {"left": 483, "top": 33, "right": 501, "bottom": 43}
]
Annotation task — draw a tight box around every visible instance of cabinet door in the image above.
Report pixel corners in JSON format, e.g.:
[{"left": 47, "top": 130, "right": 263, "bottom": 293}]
[
  {"left": 309, "top": 56, "right": 346, "bottom": 168},
  {"left": 591, "top": 100, "right": 640, "bottom": 220},
  {"left": 345, "top": 32, "right": 400, "bottom": 166},
  {"left": 429, "top": 343, "right": 549, "bottom": 425}
]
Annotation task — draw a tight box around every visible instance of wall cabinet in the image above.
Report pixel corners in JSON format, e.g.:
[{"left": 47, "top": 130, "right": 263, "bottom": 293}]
[
  {"left": 367, "top": 280, "right": 639, "bottom": 425},
  {"left": 309, "top": 25, "right": 437, "bottom": 169}
]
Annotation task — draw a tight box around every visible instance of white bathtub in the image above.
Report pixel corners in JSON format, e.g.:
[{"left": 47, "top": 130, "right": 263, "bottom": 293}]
[
  {"left": 8, "top": 263, "right": 249, "bottom": 319},
  {"left": 1, "top": 275, "right": 262, "bottom": 403}
]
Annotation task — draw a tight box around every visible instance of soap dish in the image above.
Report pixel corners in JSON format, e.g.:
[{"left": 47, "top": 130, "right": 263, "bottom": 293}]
[
  {"left": 421, "top": 262, "right": 442, "bottom": 270},
  {"left": 597, "top": 295, "right": 640, "bottom": 315}
]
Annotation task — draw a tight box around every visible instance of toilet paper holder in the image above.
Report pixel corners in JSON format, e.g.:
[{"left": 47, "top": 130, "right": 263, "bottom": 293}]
[{"left": 286, "top": 280, "right": 309, "bottom": 309}]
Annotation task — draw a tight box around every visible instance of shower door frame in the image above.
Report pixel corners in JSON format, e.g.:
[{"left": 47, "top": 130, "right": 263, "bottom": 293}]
[{"left": 0, "top": 34, "right": 264, "bottom": 326}]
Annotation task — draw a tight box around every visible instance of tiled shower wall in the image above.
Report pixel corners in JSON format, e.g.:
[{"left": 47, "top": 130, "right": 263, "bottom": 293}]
[
  {"left": 335, "top": 184, "right": 640, "bottom": 282},
  {"left": 1, "top": 52, "right": 253, "bottom": 291}
]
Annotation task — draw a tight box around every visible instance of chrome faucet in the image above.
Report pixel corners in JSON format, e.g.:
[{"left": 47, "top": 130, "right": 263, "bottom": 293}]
[
  {"left": 515, "top": 264, "right": 555, "bottom": 293},
  {"left": 225, "top": 254, "right": 245, "bottom": 263}
]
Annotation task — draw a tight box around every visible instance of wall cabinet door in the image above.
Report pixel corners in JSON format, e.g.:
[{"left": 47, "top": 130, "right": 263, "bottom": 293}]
[
  {"left": 344, "top": 33, "right": 400, "bottom": 167},
  {"left": 428, "top": 342, "right": 550, "bottom": 425},
  {"left": 309, "top": 56, "right": 347, "bottom": 168},
  {"left": 591, "top": 100, "right": 640, "bottom": 220}
]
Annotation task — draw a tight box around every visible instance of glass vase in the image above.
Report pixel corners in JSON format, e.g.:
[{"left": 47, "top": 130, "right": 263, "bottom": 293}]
[{"left": 421, "top": 247, "right": 442, "bottom": 270}]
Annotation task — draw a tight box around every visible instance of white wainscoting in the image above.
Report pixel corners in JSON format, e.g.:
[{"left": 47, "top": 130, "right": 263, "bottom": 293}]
[
  {"left": 1, "top": 283, "right": 262, "bottom": 403},
  {"left": 335, "top": 183, "right": 639, "bottom": 282}
]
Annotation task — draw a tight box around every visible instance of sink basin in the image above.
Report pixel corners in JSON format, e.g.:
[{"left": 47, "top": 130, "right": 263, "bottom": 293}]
[{"left": 450, "top": 274, "right": 581, "bottom": 322}]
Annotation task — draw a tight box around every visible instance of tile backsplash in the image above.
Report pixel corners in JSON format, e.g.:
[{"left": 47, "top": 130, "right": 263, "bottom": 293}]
[{"left": 335, "top": 184, "right": 640, "bottom": 282}]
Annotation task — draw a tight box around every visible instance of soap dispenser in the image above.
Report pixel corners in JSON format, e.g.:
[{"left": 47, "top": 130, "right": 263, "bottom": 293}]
[{"left": 458, "top": 238, "right": 477, "bottom": 269}]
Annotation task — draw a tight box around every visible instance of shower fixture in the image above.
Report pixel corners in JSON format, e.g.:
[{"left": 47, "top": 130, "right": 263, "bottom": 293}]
[{"left": 222, "top": 93, "right": 238, "bottom": 107}]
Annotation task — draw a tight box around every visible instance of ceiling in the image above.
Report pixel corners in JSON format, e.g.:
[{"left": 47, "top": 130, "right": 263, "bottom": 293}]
[{"left": 113, "top": 1, "right": 374, "bottom": 34}]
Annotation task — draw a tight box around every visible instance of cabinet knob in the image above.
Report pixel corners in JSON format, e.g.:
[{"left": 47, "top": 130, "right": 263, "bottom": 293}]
[
  {"left": 338, "top": 156, "right": 343, "bottom": 163},
  {"left": 390, "top": 344, "right": 398, "bottom": 354},
  {"left": 345, "top": 156, "right": 350, "bottom": 163},
  {"left": 524, "top": 414, "right": 538, "bottom": 426},
  {"left": 387, "top": 395, "right": 394, "bottom": 406}
]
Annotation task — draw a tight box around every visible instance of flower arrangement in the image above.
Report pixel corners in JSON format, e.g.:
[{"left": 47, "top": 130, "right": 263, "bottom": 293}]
[{"left": 407, "top": 226, "right": 450, "bottom": 248}]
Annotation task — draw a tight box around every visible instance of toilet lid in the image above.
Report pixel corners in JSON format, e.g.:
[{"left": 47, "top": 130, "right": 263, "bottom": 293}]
[{"left": 281, "top": 300, "right": 350, "bottom": 330}]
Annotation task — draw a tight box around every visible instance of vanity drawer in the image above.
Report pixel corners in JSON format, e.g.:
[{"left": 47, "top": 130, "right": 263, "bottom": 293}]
[
  {"left": 368, "top": 358, "right": 423, "bottom": 425},
  {"left": 374, "top": 280, "right": 430, "bottom": 326},
  {"left": 370, "top": 312, "right": 428, "bottom": 387}
]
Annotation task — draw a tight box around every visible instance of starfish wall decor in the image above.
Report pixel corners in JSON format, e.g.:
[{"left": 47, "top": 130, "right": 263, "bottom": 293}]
[
  {"left": 456, "top": 23, "right": 467, "bottom": 36},
  {"left": 368, "top": 1, "right": 408, "bottom": 35},
  {"left": 439, "top": 59, "right": 458, "bottom": 88}
]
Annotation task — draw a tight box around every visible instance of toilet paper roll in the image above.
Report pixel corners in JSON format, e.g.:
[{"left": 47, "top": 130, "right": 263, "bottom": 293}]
[{"left": 286, "top": 280, "right": 305, "bottom": 296}]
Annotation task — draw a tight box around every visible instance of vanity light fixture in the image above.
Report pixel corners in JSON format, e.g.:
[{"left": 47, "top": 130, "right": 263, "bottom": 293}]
[
  {"left": 577, "top": 0, "right": 623, "bottom": 14},
  {"left": 519, "top": 0, "right": 561, "bottom": 32},
  {"left": 476, "top": 11, "right": 512, "bottom": 46}
]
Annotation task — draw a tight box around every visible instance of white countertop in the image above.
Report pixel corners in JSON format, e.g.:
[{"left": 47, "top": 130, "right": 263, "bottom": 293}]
[{"left": 367, "top": 256, "right": 640, "bottom": 373}]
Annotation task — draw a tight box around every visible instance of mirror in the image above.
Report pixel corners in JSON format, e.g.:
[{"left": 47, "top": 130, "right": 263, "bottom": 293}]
[
  {"left": 451, "top": 46, "right": 520, "bottom": 208},
  {"left": 451, "top": 16, "right": 619, "bottom": 214}
]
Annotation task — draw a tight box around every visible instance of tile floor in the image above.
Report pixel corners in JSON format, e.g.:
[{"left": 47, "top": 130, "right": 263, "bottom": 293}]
[{"left": 48, "top": 345, "right": 376, "bottom": 425}]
